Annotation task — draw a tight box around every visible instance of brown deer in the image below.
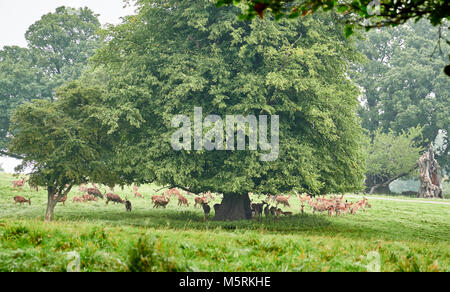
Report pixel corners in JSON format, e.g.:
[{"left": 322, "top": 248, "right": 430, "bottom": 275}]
[
  {"left": 82, "top": 193, "right": 98, "bottom": 202},
  {"left": 13, "top": 178, "right": 26, "bottom": 190},
  {"left": 134, "top": 191, "right": 144, "bottom": 199},
  {"left": 14, "top": 196, "right": 31, "bottom": 205},
  {"left": 194, "top": 196, "right": 208, "bottom": 208},
  {"left": 87, "top": 188, "right": 104, "bottom": 199},
  {"left": 153, "top": 197, "right": 170, "bottom": 208},
  {"left": 53, "top": 194, "right": 67, "bottom": 206},
  {"left": 151, "top": 194, "right": 167, "bottom": 203},
  {"left": 275, "top": 195, "right": 291, "bottom": 207},
  {"left": 177, "top": 194, "right": 189, "bottom": 207},
  {"left": 72, "top": 196, "right": 84, "bottom": 203},
  {"left": 105, "top": 193, "right": 125, "bottom": 204}
]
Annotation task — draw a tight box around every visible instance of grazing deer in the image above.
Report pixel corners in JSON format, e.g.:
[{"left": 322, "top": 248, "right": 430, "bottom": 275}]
[
  {"left": 13, "top": 178, "right": 26, "bottom": 190},
  {"left": 82, "top": 193, "right": 98, "bottom": 202},
  {"left": 134, "top": 191, "right": 144, "bottom": 199},
  {"left": 105, "top": 193, "right": 125, "bottom": 204},
  {"left": 72, "top": 196, "right": 84, "bottom": 203},
  {"left": 87, "top": 188, "right": 104, "bottom": 199},
  {"left": 14, "top": 196, "right": 31, "bottom": 205}
]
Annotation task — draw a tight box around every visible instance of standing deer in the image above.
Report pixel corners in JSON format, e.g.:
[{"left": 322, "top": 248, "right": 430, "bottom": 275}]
[
  {"left": 53, "top": 194, "right": 68, "bottom": 206},
  {"left": 13, "top": 178, "right": 26, "bottom": 190},
  {"left": 275, "top": 195, "right": 291, "bottom": 207},
  {"left": 194, "top": 196, "right": 208, "bottom": 208}
]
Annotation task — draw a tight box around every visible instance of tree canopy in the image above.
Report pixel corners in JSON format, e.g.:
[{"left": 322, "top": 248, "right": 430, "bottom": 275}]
[
  {"left": 8, "top": 80, "right": 121, "bottom": 221},
  {"left": 0, "top": 6, "right": 101, "bottom": 158},
  {"left": 353, "top": 19, "right": 449, "bottom": 171},
  {"left": 91, "top": 0, "right": 366, "bottom": 219}
]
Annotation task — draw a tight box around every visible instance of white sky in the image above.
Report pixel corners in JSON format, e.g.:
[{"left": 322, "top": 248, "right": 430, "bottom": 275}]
[
  {"left": 0, "top": 1, "right": 137, "bottom": 173},
  {"left": 0, "top": 0, "right": 137, "bottom": 49}
]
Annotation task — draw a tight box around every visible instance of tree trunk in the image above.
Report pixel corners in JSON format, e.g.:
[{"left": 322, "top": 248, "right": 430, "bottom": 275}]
[
  {"left": 418, "top": 144, "right": 443, "bottom": 198},
  {"left": 45, "top": 189, "right": 58, "bottom": 222},
  {"left": 214, "top": 193, "right": 252, "bottom": 221},
  {"left": 44, "top": 184, "right": 72, "bottom": 222}
]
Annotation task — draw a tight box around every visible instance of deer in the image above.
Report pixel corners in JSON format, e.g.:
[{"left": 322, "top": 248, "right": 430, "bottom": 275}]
[
  {"left": 82, "top": 193, "right": 98, "bottom": 202},
  {"left": 177, "top": 194, "right": 189, "bottom": 207},
  {"left": 105, "top": 193, "right": 125, "bottom": 205},
  {"left": 251, "top": 201, "right": 268, "bottom": 219},
  {"left": 165, "top": 188, "right": 182, "bottom": 198},
  {"left": 14, "top": 196, "right": 31, "bottom": 205},
  {"left": 53, "top": 194, "right": 68, "bottom": 206},
  {"left": 134, "top": 191, "right": 144, "bottom": 199},
  {"left": 125, "top": 200, "right": 132, "bottom": 212},
  {"left": 200, "top": 201, "right": 211, "bottom": 221},
  {"left": 87, "top": 188, "right": 104, "bottom": 199},
  {"left": 275, "top": 194, "right": 291, "bottom": 208},
  {"left": 72, "top": 196, "right": 84, "bottom": 203},
  {"left": 153, "top": 197, "right": 170, "bottom": 208},
  {"left": 194, "top": 196, "right": 208, "bottom": 208},
  {"left": 151, "top": 194, "right": 167, "bottom": 203},
  {"left": 13, "top": 178, "right": 26, "bottom": 190}
]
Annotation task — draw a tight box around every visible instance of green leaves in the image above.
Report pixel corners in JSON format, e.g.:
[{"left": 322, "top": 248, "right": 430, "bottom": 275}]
[{"left": 93, "top": 0, "right": 366, "bottom": 195}]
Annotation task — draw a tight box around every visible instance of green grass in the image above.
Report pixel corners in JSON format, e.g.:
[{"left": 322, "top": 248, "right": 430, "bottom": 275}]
[{"left": 0, "top": 173, "right": 449, "bottom": 272}]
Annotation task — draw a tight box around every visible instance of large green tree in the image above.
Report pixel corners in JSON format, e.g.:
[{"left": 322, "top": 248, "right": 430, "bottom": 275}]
[
  {"left": 93, "top": 0, "right": 366, "bottom": 220},
  {"left": 9, "top": 80, "right": 121, "bottom": 221},
  {"left": 354, "top": 19, "right": 449, "bottom": 171},
  {"left": 0, "top": 6, "right": 101, "bottom": 157}
]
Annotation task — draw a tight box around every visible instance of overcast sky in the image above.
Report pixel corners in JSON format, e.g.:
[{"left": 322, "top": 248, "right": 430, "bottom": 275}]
[
  {"left": 0, "top": 0, "right": 137, "bottom": 49},
  {"left": 0, "top": 1, "right": 137, "bottom": 173}
]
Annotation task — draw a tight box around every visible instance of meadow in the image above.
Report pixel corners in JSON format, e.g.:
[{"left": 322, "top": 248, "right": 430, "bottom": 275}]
[{"left": 0, "top": 173, "right": 449, "bottom": 272}]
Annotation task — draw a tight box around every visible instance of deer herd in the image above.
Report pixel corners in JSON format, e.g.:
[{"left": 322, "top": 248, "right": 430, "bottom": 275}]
[{"left": 10, "top": 177, "right": 371, "bottom": 220}]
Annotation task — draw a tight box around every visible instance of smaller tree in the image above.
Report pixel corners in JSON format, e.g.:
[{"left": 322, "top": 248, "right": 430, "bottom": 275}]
[
  {"left": 364, "top": 126, "right": 425, "bottom": 194},
  {"left": 8, "top": 81, "right": 120, "bottom": 221}
]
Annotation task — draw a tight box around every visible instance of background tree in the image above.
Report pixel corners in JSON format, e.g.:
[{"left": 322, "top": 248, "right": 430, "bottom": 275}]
[
  {"left": 0, "top": 163, "right": 4, "bottom": 172},
  {"left": 354, "top": 19, "right": 449, "bottom": 172},
  {"left": 0, "top": 6, "right": 101, "bottom": 158},
  {"left": 0, "top": 46, "right": 43, "bottom": 158},
  {"left": 364, "top": 126, "right": 424, "bottom": 194},
  {"left": 93, "top": 0, "right": 366, "bottom": 220},
  {"left": 8, "top": 81, "right": 121, "bottom": 221}
]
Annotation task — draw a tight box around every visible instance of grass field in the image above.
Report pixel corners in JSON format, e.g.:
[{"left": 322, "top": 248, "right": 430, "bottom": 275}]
[{"left": 0, "top": 173, "right": 449, "bottom": 272}]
